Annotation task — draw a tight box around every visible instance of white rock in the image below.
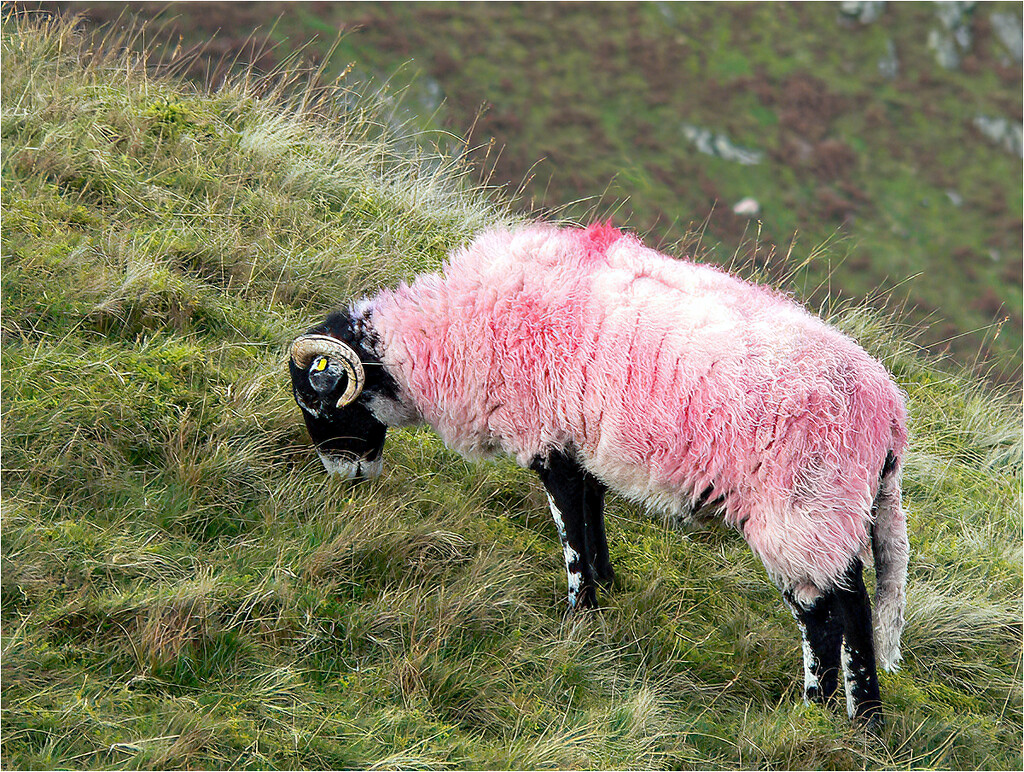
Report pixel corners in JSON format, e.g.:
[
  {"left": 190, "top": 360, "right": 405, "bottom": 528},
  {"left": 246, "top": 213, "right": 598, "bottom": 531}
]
[
  {"left": 878, "top": 38, "right": 899, "bottom": 79},
  {"left": 733, "top": 197, "right": 761, "bottom": 217},
  {"left": 974, "top": 115, "right": 1023, "bottom": 157},
  {"left": 683, "top": 124, "right": 764, "bottom": 166},
  {"left": 991, "top": 11, "right": 1023, "bottom": 63},
  {"left": 839, "top": 1, "right": 886, "bottom": 24}
]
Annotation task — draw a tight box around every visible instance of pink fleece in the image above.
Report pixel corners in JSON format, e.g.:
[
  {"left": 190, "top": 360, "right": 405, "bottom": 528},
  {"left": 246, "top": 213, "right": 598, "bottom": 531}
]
[{"left": 368, "top": 224, "right": 908, "bottom": 593}]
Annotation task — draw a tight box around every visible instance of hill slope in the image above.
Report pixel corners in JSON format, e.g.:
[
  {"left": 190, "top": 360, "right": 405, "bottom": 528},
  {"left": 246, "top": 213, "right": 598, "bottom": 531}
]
[
  {"left": 35, "top": 0, "right": 1024, "bottom": 384},
  {"left": 2, "top": 17, "right": 1021, "bottom": 770}
]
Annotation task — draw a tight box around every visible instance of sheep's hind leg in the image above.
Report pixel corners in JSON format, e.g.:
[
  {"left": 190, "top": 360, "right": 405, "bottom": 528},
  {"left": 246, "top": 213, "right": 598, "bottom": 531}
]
[
  {"left": 834, "top": 559, "right": 884, "bottom": 732},
  {"left": 783, "top": 588, "right": 842, "bottom": 707},
  {"left": 531, "top": 449, "right": 603, "bottom": 609}
]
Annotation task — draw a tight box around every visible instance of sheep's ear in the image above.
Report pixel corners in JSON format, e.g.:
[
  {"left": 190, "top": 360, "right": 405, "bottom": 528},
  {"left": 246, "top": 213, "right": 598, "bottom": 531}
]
[{"left": 291, "top": 335, "right": 365, "bottom": 407}]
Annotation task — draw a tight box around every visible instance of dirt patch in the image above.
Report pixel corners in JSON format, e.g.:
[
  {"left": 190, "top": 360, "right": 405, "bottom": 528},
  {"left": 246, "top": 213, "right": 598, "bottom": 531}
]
[
  {"left": 812, "top": 139, "right": 858, "bottom": 182},
  {"left": 815, "top": 186, "right": 859, "bottom": 224},
  {"left": 773, "top": 73, "right": 849, "bottom": 142}
]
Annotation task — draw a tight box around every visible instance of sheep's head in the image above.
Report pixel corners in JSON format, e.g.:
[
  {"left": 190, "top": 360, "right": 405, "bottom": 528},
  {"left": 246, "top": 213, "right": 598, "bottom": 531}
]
[{"left": 289, "top": 315, "right": 389, "bottom": 480}]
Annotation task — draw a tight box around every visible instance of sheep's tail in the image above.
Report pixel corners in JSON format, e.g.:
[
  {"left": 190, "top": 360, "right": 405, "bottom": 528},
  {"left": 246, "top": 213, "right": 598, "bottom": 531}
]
[{"left": 871, "top": 451, "right": 909, "bottom": 672}]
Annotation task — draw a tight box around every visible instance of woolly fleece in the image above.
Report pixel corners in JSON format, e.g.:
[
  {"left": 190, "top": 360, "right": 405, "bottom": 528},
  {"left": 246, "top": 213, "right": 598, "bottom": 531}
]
[{"left": 367, "top": 223, "right": 908, "bottom": 598}]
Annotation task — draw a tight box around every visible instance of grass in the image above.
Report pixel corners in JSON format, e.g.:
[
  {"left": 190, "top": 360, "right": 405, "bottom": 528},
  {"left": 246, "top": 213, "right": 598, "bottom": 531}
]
[
  {"left": 2, "top": 15, "right": 1022, "bottom": 770},
  {"left": 28, "top": 3, "right": 1021, "bottom": 382},
  {"left": 83, "top": 0, "right": 1019, "bottom": 383},
  {"left": 321, "top": 1, "right": 1023, "bottom": 382}
]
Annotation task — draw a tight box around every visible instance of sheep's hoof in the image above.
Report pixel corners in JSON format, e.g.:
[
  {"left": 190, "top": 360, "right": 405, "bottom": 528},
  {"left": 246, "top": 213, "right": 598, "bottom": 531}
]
[
  {"left": 595, "top": 565, "right": 616, "bottom": 592},
  {"left": 569, "top": 585, "right": 599, "bottom": 611},
  {"left": 861, "top": 712, "right": 885, "bottom": 737}
]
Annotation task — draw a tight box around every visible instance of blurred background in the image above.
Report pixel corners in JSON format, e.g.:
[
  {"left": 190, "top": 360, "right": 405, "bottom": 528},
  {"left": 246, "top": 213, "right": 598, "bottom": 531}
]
[{"left": 17, "top": 1, "right": 1024, "bottom": 384}]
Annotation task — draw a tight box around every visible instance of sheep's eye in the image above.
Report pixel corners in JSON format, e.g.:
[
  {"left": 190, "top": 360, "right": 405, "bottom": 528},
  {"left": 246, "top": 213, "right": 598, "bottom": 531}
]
[{"left": 308, "top": 356, "right": 345, "bottom": 397}]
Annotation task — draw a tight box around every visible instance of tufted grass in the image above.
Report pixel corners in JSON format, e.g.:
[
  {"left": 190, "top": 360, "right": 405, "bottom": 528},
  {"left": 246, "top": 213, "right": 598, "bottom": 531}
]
[{"left": 2, "top": 15, "right": 1021, "bottom": 770}]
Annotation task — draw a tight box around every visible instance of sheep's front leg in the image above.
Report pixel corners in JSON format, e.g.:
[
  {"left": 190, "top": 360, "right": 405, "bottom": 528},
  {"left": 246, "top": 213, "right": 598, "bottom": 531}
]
[
  {"left": 582, "top": 471, "right": 614, "bottom": 591},
  {"left": 531, "top": 449, "right": 611, "bottom": 609}
]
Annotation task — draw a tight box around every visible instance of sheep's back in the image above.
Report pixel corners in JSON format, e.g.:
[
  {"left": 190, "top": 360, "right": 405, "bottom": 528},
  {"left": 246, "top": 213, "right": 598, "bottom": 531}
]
[{"left": 373, "top": 223, "right": 907, "bottom": 571}]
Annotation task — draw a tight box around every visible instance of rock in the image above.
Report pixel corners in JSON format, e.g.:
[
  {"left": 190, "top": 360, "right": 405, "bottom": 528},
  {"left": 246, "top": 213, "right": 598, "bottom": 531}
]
[
  {"left": 682, "top": 124, "right": 764, "bottom": 165},
  {"left": 928, "top": 28, "right": 962, "bottom": 69},
  {"left": 929, "top": 1, "right": 976, "bottom": 70},
  {"left": 838, "top": 1, "right": 886, "bottom": 24},
  {"left": 974, "top": 116, "right": 1023, "bottom": 157},
  {"left": 935, "top": 1, "right": 976, "bottom": 35},
  {"left": 878, "top": 38, "right": 899, "bottom": 79},
  {"left": 990, "top": 11, "right": 1023, "bottom": 63},
  {"left": 732, "top": 197, "right": 761, "bottom": 217}
]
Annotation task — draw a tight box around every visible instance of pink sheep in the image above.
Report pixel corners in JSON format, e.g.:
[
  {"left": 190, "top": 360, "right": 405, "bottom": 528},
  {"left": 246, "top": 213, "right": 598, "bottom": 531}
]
[{"left": 289, "top": 222, "right": 909, "bottom": 730}]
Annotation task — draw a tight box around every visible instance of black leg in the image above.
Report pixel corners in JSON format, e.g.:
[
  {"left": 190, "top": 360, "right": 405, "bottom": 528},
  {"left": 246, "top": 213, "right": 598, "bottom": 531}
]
[
  {"left": 784, "top": 589, "right": 843, "bottom": 707},
  {"left": 582, "top": 470, "right": 614, "bottom": 590},
  {"left": 834, "top": 559, "right": 884, "bottom": 732},
  {"left": 531, "top": 449, "right": 610, "bottom": 609}
]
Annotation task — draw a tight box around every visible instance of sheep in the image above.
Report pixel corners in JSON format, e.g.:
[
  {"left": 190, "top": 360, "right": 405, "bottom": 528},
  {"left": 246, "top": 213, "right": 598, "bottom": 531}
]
[{"left": 289, "top": 222, "right": 909, "bottom": 731}]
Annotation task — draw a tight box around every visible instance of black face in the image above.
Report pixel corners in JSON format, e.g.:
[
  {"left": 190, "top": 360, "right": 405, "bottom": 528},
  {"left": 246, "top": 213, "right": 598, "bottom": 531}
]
[{"left": 290, "top": 311, "right": 395, "bottom": 480}]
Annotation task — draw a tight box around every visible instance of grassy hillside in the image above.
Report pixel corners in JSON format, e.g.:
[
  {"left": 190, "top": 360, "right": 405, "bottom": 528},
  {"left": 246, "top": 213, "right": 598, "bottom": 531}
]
[
  {"left": 2, "top": 16, "right": 1022, "bottom": 771},
  {"left": 33, "top": 0, "right": 1024, "bottom": 386}
]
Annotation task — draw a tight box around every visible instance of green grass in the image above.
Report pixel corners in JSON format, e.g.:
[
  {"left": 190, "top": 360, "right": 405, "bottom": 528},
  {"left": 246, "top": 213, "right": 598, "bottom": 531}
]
[
  {"left": 186, "top": 0, "right": 1016, "bottom": 383},
  {"left": 335, "top": 2, "right": 1024, "bottom": 383},
  {"left": 2, "top": 16, "right": 1021, "bottom": 770},
  {"left": 40, "top": 2, "right": 1022, "bottom": 382}
]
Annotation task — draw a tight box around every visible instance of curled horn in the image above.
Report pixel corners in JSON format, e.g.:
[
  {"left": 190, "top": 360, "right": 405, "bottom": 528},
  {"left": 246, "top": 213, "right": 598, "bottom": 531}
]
[{"left": 290, "top": 334, "right": 365, "bottom": 407}]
